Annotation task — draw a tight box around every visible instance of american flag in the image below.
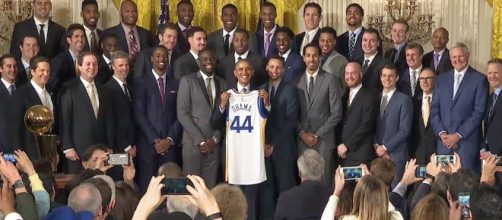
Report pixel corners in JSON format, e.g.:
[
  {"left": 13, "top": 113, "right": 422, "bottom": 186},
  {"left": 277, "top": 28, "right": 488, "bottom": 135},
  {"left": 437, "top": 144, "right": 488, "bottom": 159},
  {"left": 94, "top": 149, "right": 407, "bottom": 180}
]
[{"left": 158, "top": 0, "right": 170, "bottom": 25}]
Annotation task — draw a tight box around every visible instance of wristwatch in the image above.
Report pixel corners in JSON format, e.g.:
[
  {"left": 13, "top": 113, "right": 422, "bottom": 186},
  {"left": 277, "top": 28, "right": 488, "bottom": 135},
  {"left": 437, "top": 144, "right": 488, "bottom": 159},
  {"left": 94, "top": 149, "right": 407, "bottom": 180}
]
[{"left": 12, "top": 179, "right": 24, "bottom": 189}]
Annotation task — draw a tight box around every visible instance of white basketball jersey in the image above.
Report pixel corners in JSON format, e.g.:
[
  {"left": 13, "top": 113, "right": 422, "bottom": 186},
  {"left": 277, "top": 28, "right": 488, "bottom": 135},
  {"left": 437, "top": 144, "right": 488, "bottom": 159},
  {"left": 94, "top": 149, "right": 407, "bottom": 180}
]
[{"left": 225, "top": 89, "right": 267, "bottom": 185}]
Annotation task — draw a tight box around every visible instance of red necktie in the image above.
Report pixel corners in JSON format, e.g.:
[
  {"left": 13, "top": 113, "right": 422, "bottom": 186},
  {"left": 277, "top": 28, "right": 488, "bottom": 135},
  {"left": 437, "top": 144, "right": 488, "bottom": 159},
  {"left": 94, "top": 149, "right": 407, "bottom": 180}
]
[
  {"left": 158, "top": 77, "right": 165, "bottom": 105},
  {"left": 129, "top": 29, "right": 139, "bottom": 58}
]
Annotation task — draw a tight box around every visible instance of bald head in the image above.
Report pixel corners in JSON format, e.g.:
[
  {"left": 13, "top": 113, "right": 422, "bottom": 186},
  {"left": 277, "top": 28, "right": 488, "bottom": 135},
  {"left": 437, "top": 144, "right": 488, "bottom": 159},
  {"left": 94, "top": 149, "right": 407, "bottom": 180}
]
[{"left": 345, "top": 62, "right": 363, "bottom": 88}]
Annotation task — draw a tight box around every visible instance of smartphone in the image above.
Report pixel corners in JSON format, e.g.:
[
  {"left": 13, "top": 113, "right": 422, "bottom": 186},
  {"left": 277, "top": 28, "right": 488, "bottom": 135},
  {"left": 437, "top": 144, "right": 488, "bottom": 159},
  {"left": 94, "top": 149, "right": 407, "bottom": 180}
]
[
  {"left": 458, "top": 192, "right": 470, "bottom": 218},
  {"left": 415, "top": 166, "right": 427, "bottom": 178},
  {"left": 3, "top": 154, "right": 16, "bottom": 164},
  {"left": 107, "top": 154, "right": 129, "bottom": 166},
  {"left": 341, "top": 166, "right": 365, "bottom": 180},
  {"left": 435, "top": 154, "right": 455, "bottom": 166},
  {"left": 162, "top": 178, "right": 193, "bottom": 195}
]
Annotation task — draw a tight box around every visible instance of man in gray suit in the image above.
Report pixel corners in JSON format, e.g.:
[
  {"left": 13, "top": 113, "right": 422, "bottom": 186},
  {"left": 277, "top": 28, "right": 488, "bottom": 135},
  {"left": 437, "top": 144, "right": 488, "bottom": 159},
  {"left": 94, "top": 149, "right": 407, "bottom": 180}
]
[
  {"left": 319, "top": 27, "right": 348, "bottom": 95},
  {"left": 177, "top": 49, "right": 225, "bottom": 188},
  {"left": 207, "top": 3, "right": 257, "bottom": 62},
  {"left": 296, "top": 43, "right": 343, "bottom": 187}
]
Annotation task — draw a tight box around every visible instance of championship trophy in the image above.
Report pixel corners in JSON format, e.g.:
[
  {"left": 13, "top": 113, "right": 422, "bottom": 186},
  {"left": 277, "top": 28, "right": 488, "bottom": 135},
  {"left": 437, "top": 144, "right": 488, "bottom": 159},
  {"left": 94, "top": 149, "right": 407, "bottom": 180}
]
[{"left": 24, "top": 105, "right": 58, "bottom": 171}]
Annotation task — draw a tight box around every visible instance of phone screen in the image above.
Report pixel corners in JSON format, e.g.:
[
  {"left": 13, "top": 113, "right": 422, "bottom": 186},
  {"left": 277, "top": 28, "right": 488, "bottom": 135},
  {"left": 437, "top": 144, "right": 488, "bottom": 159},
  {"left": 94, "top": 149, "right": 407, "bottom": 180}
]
[
  {"left": 416, "top": 166, "right": 427, "bottom": 178},
  {"left": 162, "top": 178, "right": 192, "bottom": 195},
  {"left": 436, "top": 155, "right": 455, "bottom": 166},
  {"left": 342, "top": 166, "right": 363, "bottom": 180},
  {"left": 3, "top": 154, "right": 16, "bottom": 164}
]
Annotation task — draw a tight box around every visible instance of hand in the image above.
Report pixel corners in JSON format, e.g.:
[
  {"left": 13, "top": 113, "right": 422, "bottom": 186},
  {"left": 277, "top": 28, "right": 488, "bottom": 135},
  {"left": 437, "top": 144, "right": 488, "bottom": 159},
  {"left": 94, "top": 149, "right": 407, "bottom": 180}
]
[
  {"left": 481, "top": 154, "right": 502, "bottom": 186},
  {"left": 440, "top": 132, "right": 449, "bottom": 148},
  {"left": 400, "top": 159, "right": 423, "bottom": 186},
  {"left": 0, "top": 156, "right": 22, "bottom": 184},
  {"left": 154, "top": 139, "right": 172, "bottom": 155},
  {"left": 200, "top": 139, "right": 217, "bottom": 154},
  {"left": 186, "top": 175, "right": 220, "bottom": 216},
  {"left": 300, "top": 132, "right": 318, "bottom": 147},
  {"left": 0, "top": 178, "right": 15, "bottom": 215},
  {"left": 14, "top": 150, "right": 36, "bottom": 176},
  {"left": 264, "top": 144, "right": 274, "bottom": 157},
  {"left": 480, "top": 151, "right": 491, "bottom": 160},
  {"left": 444, "top": 134, "right": 461, "bottom": 149},
  {"left": 65, "top": 149, "right": 80, "bottom": 161},
  {"left": 375, "top": 145, "right": 387, "bottom": 157},
  {"left": 337, "top": 144, "right": 347, "bottom": 159},
  {"left": 361, "top": 164, "right": 371, "bottom": 176},
  {"left": 258, "top": 90, "right": 270, "bottom": 107},
  {"left": 448, "top": 152, "right": 462, "bottom": 173},
  {"left": 132, "top": 175, "right": 167, "bottom": 220},
  {"left": 94, "top": 152, "right": 113, "bottom": 172},
  {"left": 123, "top": 156, "right": 136, "bottom": 185},
  {"left": 127, "top": 146, "right": 137, "bottom": 158},
  {"left": 426, "top": 153, "right": 442, "bottom": 177},
  {"left": 219, "top": 92, "right": 230, "bottom": 110},
  {"left": 448, "top": 200, "right": 463, "bottom": 220},
  {"left": 333, "top": 167, "right": 345, "bottom": 197}
]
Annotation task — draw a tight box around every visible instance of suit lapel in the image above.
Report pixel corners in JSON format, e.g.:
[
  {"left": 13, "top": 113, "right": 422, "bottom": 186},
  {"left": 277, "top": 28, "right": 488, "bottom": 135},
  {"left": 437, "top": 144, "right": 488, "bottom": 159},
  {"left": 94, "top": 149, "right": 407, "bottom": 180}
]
[
  {"left": 299, "top": 75, "right": 309, "bottom": 104},
  {"left": 196, "top": 72, "right": 212, "bottom": 107},
  {"left": 77, "top": 81, "right": 97, "bottom": 119},
  {"left": 452, "top": 69, "right": 472, "bottom": 103},
  {"left": 309, "top": 71, "right": 325, "bottom": 108},
  {"left": 27, "top": 84, "right": 44, "bottom": 105}
]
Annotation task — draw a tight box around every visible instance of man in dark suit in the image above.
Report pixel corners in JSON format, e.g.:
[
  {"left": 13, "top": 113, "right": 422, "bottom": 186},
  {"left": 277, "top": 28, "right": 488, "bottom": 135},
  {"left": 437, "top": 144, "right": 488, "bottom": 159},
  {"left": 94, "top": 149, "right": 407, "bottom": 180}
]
[
  {"left": 431, "top": 43, "right": 488, "bottom": 171},
  {"left": 375, "top": 64, "right": 413, "bottom": 187},
  {"left": 102, "top": 0, "right": 153, "bottom": 59},
  {"left": 337, "top": 62, "right": 377, "bottom": 166},
  {"left": 96, "top": 34, "right": 118, "bottom": 84},
  {"left": 0, "top": 55, "right": 19, "bottom": 152},
  {"left": 319, "top": 27, "right": 348, "bottom": 93},
  {"left": 256, "top": 2, "right": 278, "bottom": 58},
  {"left": 61, "top": 52, "right": 114, "bottom": 173},
  {"left": 384, "top": 20, "right": 409, "bottom": 72},
  {"left": 134, "top": 23, "right": 181, "bottom": 80},
  {"left": 336, "top": 3, "right": 365, "bottom": 61},
  {"left": 49, "top": 24, "right": 86, "bottom": 93},
  {"left": 423, "top": 28, "right": 453, "bottom": 74},
  {"left": 275, "top": 149, "right": 331, "bottom": 219},
  {"left": 177, "top": 49, "right": 225, "bottom": 188},
  {"left": 398, "top": 42, "right": 424, "bottom": 98},
  {"left": 16, "top": 36, "right": 40, "bottom": 86},
  {"left": 173, "top": 26, "right": 207, "bottom": 80},
  {"left": 218, "top": 29, "right": 264, "bottom": 88},
  {"left": 174, "top": 0, "right": 194, "bottom": 54},
  {"left": 275, "top": 27, "right": 305, "bottom": 83},
  {"left": 10, "top": 56, "right": 54, "bottom": 160},
  {"left": 296, "top": 2, "right": 322, "bottom": 56},
  {"left": 360, "top": 28, "right": 391, "bottom": 93},
  {"left": 296, "top": 43, "right": 342, "bottom": 187},
  {"left": 207, "top": 4, "right": 257, "bottom": 61},
  {"left": 81, "top": 0, "right": 101, "bottom": 53},
  {"left": 133, "top": 45, "right": 182, "bottom": 193},
  {"left": 411, "top": 68, "right": 437, "bottom": 165},
  {"left": 10, "top": 0, "right": 65, "bottom": 59}
]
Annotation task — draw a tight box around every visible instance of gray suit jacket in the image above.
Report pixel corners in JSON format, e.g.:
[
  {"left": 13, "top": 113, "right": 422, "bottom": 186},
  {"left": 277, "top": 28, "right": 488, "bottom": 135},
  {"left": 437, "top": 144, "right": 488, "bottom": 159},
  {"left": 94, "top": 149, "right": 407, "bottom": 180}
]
[
  {"left": 321, "top": 51, "right": 348, "bottom": 95},
  {"left": 207, "top": 28, "right": 258, "bottom": 61},
  {"left": 173, "top": 52, "right": 199, "bottom": 80}
]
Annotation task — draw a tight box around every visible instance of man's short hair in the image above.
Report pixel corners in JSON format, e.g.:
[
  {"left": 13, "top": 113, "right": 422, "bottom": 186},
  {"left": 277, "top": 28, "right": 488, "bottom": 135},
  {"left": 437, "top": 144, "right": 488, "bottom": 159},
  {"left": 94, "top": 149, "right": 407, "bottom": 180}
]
[
  {"left": 101, "top": 34, "right": 119, "bottom": 45},
  {"left": 261, "top": 2, "right": 276, "bottom": 12},
  {"left": 211, "top": 184, "right": 248, "bottom": 220},
  {"left": 448, "top": 169, "right": 479, "bottom": 201},
  {"left": 222, "top": 3, "right": 238, "bottom": 14},
  {"left": 176, "top": 0, "right": 193, "bottom": 10},
  {"left": 188, "top": 26, "right": 206, "bottom": 38},
  {"left": 30, "top": 56, "right": 50, "bottom": 71},
  {"left": 19, "top": 35, "right": 39, "bottom": 47},
  {"left": 81, "top": 0, "right": 98, "bottom": 11},
  {"left": 267, "top": 55, "right": 285, "bottom": 66},
  {"left": 93, "top": 175, "right": 116, "bottom": 201},
  {"left": 392, "top": 19, "right": 409, "bottom": 33},
  {"left": 157, "top": 162, "right": 182, "bottom": 177},
  {"left": 381, "top": 64, "right": 399, "bottom": 77},
  {"left": 302, "top": 42, "right": 321, "bottom": 57},
  {"left": 68, "top": 183, "right": 102, "bottom": 216},
  {"left": 450, "top": 42, "right": 470, "bottom": 56},
  {"left": 234, "top": 29, "right": 249, "bottom": 39},
  {"left": 303, "top": 2, "right": 322, "bottom": 16},
  {"left": 110, "top": 50, "right": 130, "bottom": 65},
  {"left": 297, "top": 149, "right": 325, "bottom": 181},
  {"left": 84, "top": 178, "right": 112, "bottom": 213},
  {"left": 364, "top": 28, "right": 381, "bottom": 42},
  {"left": 488, "top": 58, "right": 502, "bottom": 66},
  {"left": 319, "top": 27, "right": 338, "bottom": 39},
  {"left": 0, "top": 54, "right": 16, "bottom": 67},
  {"left": 405, "top": 42, "right": 424, "bottom": 55},
  {"left": 77, "top": 51, "right": 97, "bottom": 66},
  {"left": 275, "top": 27, "right": 295, "bottom": 40},
  {"left": 81, "top": 144, "right": 109, "bottom": 162},
  {"left": 66, "top": 23, "right": 85, "bottom": 39},
  {"left": 346, "top": 3, "right": 364, "bottom": 16},
  {"left": 158, "top": 22, "right": 178, "bottom": 36},
  {"left": 370, "top": 158, "right": 396, "bottom": 187},
  {"left": 470, "top": 184, "right": 502, "bottom": 220}
]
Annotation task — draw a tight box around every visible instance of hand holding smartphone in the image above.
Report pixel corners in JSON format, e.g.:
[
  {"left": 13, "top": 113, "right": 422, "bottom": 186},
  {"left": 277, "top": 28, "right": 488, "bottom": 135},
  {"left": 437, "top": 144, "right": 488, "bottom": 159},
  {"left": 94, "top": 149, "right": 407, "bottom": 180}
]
[
  {"left": 340, "top": 166, "right": 365, "bottom": 180},
  {"left": 162, "top": 177, "right": 194, "bottom": 195}
]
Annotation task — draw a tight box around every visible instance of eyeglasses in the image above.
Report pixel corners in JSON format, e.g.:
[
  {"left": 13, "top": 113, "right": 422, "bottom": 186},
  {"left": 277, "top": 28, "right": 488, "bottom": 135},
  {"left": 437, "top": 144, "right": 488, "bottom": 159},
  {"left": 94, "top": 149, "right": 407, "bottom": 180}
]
[{"left": 419, "top": 77, "right": 435, "bottom": 81}]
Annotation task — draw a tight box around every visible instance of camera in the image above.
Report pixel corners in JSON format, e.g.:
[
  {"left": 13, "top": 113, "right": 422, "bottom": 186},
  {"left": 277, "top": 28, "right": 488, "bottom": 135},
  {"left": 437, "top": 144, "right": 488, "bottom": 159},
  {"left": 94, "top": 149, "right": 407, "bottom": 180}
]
[
  {"left": 162, "top": 177, "right": 193, "bottom": 195},
  {"left": 435, "top": 154, "right": 456, "bottom": 166},
  {"left": 107, "top": 154, "right": 129, "bottom": 166},
  {"left": 415, "top": 166, "right": 427, "bottom": 178},
  {"left": 341, "top": 166, "right": 365, "bottom": 180}
]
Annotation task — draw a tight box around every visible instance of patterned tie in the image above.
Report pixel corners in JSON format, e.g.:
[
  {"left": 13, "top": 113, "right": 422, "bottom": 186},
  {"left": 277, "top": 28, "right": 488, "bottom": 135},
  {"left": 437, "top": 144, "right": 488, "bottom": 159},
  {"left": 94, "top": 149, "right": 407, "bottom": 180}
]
[
  {"left": 301, "top": 34, "right": 310, "bottom": 56},
  {"left": 453, "top": 73, "right": 462, "bottom": 98},
  {"left": 410, "top": 70, "right": 417, "bottom": 96},
  {"left": 423, "top": 95, "right": 431, "bottom": 126},
  {"left": 308, "top": 76, "right": 314, "bottom": 100},
  {"left": 380, "top": 94, "right": 388, "bottom": 118},
  {"left": 8, "top": 84, "right": 15, "bottom": 95},
  {"left": 434, "top": 53, "right": 440, "bottom": 71},
  {"left": 90, "top": 31, "right": 98, "bottom": 53},
  {"left": 264, "top": 32, "right": 272, "bottom": 57},
  {"left": 88, "top": 84, "right": 98, "bottom": 117},
  {"left": 349, "top": 33, "right": 356, "bottom": 59},
  {"left": 224, "top": 33, "right": 231, "bottom": 56},
  {"left": 39, "top": 24, "right": 46, "bottom": 47},
  {"left": 206, "top": 77, "right": 214, "bottom": 108},
  {"left": 182, "top": 28, "right": 191, "bottom": 48},
  {"left": 363, "top": 59, "right": 370, "bottom": 72},
  {"left": 158, "top": 77, "right": 165, "bottom": 105},
  {"left": 390, "top": 49, "right": 398, "bottom": 64},
  {"left": 489, "top": 93, "right": 498, "bottom": 119},
  {"left": 128, "top": 29, "right": 139, "bottom": 58},
  {"left": 123, "top": 83, "right": 130, "bottom": 99}
]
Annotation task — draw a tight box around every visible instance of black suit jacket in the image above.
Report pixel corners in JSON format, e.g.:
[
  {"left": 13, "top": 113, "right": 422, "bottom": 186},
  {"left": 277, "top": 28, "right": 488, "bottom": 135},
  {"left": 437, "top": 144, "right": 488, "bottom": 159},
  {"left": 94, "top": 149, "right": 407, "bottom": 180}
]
[
  {"left": 384, "top": 43, "right": 408, "bottom": 72},
  {"left": 255, "top": 26, "right": 279, "bottom": 58},
  {"left": 15, "top": 58, "right": 30, "bottom": 86},
  {"left": 134, "top": 46, "right": 181, "bottom": 79},
  {"left": 60, "top": 80, "right": 115, "bottom": 156},
  {"left": 0, "top": 83, "right": 12, "bottom": 152},
  {"left": 102, "top": 24, "right": 154, "bottom": 55},
  {"left": 173, "top": 52, "right": 199, "bottom": 80},
  {"left": 338, "top": 86, "right": 377, "bottom": 165},
  {"left": 422, "top": 49, "right": 453, "bottom": 74},
  {"left": 10, "top": 18, "right": 65, "bottom": 59},
  {"left": 295, "top": 30, "right": 321, "bottom": 53},
  {"left": 217, "top": 51, "right": 265, "bottom": 89},
  {"left": 275, "top": 180, "right": 331, "bottom": 220},
  {"left": 484, "top": 92, "right": 502, "bottom": 155},
  {"left": 336, "top": 27, "right": 365, "bottom": 61},
  {"left": 359, "top": 53, "right": 390, "bottom": 93},
  {"left": 175, "top": 23, "right": 190, "bottom": 54},
  {"left": 397, "top": 68, "right": 423, "bottom": 98},
  {"left": 104, "top": 78, "right": 135, "bottom": 152},
  {"left": 410, "top": 94, "right": 437, "bottom": 165},
  {"left": 96, "top": 55, "right": 114, "bottom": 85},
  {"left": 82, "top": 28, "right": 102, "bottom": 53},
  {"left": 49, "top": 50, "right": 77, "bottom": 93}
]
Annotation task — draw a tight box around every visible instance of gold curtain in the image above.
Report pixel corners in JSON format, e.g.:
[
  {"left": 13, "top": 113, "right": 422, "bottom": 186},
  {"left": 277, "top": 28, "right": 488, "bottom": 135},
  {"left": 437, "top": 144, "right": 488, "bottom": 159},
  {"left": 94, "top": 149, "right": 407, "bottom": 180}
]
[{"left": 492, "top": 0, "right": 502, "bottom": 58}]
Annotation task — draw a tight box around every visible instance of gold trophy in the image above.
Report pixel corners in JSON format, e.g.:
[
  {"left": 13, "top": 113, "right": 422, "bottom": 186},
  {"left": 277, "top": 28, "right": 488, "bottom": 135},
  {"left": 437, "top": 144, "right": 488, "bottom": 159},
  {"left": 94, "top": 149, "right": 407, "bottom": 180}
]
[{"left": 24, "top": 105, "right": 58, "bottom": 171}]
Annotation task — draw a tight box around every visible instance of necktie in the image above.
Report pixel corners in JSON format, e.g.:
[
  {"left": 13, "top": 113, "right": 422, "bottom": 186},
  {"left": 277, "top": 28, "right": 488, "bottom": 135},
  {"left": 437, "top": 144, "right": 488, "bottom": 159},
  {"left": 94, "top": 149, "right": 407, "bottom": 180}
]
[
  {"left": 363, "top": 59, "right": 370, "bottom": 72},
  {"left": 88, "top": 84, "right": 98, "bottom": 117},
  {"left": 453, "top": 73, "right": 462, "bottom": 98},
  {"left": 434, "top": 53, "right": 440, "bottom": 70},
  {"left": 423, "top": 95, "right": 431, "bottom": 126},
  {"left": 206, "top": 77, "right": 214, "bottom": 108},
  {"left": 264, "top": 32, "right": 272, "bottom": 57},
  {"left": 348, "top": 90, "right": 353, "bottom": 107},
  {"left": 158, "top": 77, "right": 165, "bottom": 105},
  {"left": 237, "top": 56, "right": 242, "bottom": 63},
  {"left": 349, "top": 33, "right": 356, "bottom": 59},
  {"left": 90, "top": 31, "right": 98, "bottom": 53},
  {"left": 489, "top": 93, "right": 498, "bottom": 118},
  {"left": 128, "top": 29, "right": 139, "bottom": 58},
  {"left": 26, "top": 67, "right": 31, "bottom": 79},
  {"left": 320, "top": 55, "right": 328, "bottom": 67},
  {"left": 390, "top": 48, "right": 398, "bottom": 64},
  {"left": 224, "top": 33, "right": 231, "bottom": 56},
  {"left": 39, "top": 24, "right": 45, "bottom": 47},
  {"left": 123, "top": 83, "right": 130, "bottom": 99},
  {"left": 8, "top": 84, "right": 15, "bottom": 95},
  {"left": 241, "top": 87, "right": 247, "bottom": 93},
  {"left": 308, "top": 76, "right": 314, "bottom": 100},
  {"left": 410, "top": 70, "right": 417, "bottom": 96},
  {"left": 108, "top": 62, "right": 112, "bottom": 71},
  {"left": 42, "top": 89, "right": 52, "bottom": 111},
  {"left": 380, "top": 94, "right": 388, "bottom": 118},
  {"left": 182, "top": 28, "right": 190, "bottom": 41},
  {"left": 301, "top": 33, "right": 310, "bottom": 56},
  {"left": 168, "top": 51, "right": 172, "bottom": 66},
  {"left": 270, "top": 85, "right": 276, "bottom": 101}
]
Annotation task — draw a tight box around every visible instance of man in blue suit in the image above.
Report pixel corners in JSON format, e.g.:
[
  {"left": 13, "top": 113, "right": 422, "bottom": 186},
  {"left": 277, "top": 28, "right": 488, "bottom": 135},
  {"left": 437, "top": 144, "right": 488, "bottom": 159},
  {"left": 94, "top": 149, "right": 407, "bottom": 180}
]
[
  {"left": 375, "top": 64, "right": 413, "bottom": 187},
  {"left": 336, "top": 3, "right": 365, "bottom": 61},
  {"left": 133, "top": 45, "right": 182, "bottom": 193},
  {"left": 431, "top": 43, "right": 488, "bottom": 171},
  {"left": 275, "top": 27, "right": 305, "bottom": 83},
  {"left": 255, "top": 2, "right": 278, "bottom": 58}
]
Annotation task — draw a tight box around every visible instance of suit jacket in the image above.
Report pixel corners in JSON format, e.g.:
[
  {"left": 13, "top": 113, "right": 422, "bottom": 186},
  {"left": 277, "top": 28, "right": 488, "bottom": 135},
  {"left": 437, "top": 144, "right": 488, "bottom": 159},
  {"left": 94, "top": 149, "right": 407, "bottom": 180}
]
[
  {"left": 82, "top": 28, "right": 102, "bottom": 53},
  {"left": 282, "top": 51, "right": 305, "bottom": 83},
  {"left": 15, "top": 58, "right": 30, "bottom": 86},
  {"left": 484, "top": 91, "right": 502, "bottom": 155},
  {"left": 336, "top": 27, "right": 365, "bottom": 61},
  {"left": 321, "top": 51, "right": 348, "bottom": 94},
  {"left": 48, "top": 50, "right": 77, "bottom": 93},
  {"left": 10, "top": 17, "right": 65, "bottom": 59},
  {"left": 175, "top": 23, "right": 190, "bottom": 54},
  {"left": 296, "top": 70, "right": 343, "bottom": 149},
  {"left": 102, "top": 24, "right": 154, "bottom": 55},
  {"left": 359, "top": 53, "right": 390, "bottom": 93},
  {"left": 385, "top": 44, "right": 408, "bottom": 72},
  {"left": 375, "top": 90, "right": 413, "bottom": 162},
  {"left": 261, "top": 80, "right": 299, "bottom": 160},
  {"left": 173, "top": 52, "right": 199, "bottom": 80},
  {"left": 255, "top": 26, "right": 278, "bottom": 58},
  {"left": 0, "top": 83, "right": 12, "bottom": 152},
  {"left": 275, "top": 180, "right": 331, "bottom": 220},
  {"left": 411, "top": 94, "right": 437, "bottom": 165},
  {"left": 338, "top": 86, "right": 377, "bottom": 165},
  {"left": 295, "top": 30, "right": 321, "bottom": 54},
  {"left": 207, "top": 28, "right": 258, "bottom": 61},
  {"left": 397, "top": 68, "right": 423, "bottom": 98},
  {"left": 96, "top": 55, "right": 114, "bottom": 85},
  {"left": 104, "top": 78, "right": 135, "bottom": 152},
  {"left": 422, "top": 49, "right": 453, "bottom": 74},
  {"left": 217, "top": 51, "right": 265, "bottom": 88},
  {"left": 134, "top": 46, "right": 181, "bottom": 79},
  {"left": 431, "top": 67, "right": 488, "bottom": 168},
  {"left": 60, "top": 80, "right": 115, "bottom": 156}
]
